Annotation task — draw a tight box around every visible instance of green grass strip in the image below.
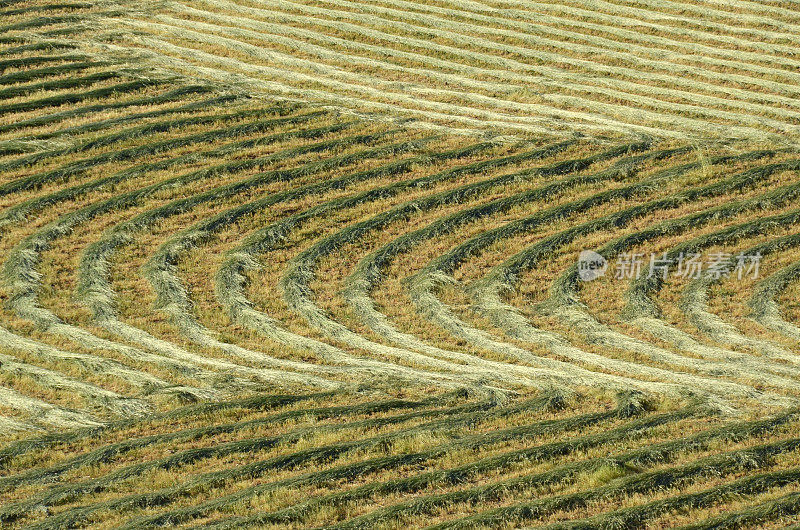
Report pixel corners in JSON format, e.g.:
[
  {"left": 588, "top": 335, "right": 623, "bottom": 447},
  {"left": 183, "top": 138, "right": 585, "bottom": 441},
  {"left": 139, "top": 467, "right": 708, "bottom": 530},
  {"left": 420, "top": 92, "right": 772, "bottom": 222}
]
[
  {"left": 0, "top": 83, "right": 218, "bottom": 136},
  {"left": 224, "top": 407, "right": 691, "bottom": 530},
  {"left": 0, "top": 390, "right": 471, "bottom": 493},
  {"left": 433, "top": 434, "right": 800, "bottom": 529},
  {"left": 10, "top": 396, "right": 505, "bottom": 527},
  {"left": 0, "top": 59, "right": 102, "bottom": 86},
  {"left": 0, "top": 391, "right": 341, "bottom": 467},
  {"left": 27, "top": 393, "right": 566, "bottom": 528},
  {"left": 675, "top": 490, "right": 800, "bottom": 529},
  {"left": 0, "top": 69, "right": 118, "bottom": 100}
]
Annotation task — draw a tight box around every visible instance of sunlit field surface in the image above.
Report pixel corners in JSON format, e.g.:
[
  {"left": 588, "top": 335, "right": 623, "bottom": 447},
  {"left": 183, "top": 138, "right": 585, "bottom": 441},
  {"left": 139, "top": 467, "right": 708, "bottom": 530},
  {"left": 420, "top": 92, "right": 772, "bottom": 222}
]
[{"left": 1, "top": 1, "right": 800, "bottom": 528}]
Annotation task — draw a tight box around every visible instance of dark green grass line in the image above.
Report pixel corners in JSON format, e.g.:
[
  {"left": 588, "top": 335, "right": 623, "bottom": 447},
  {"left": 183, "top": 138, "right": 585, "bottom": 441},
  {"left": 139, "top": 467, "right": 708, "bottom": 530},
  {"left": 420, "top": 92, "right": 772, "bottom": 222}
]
[
  {"left": 675, "top": 491, "right": 800, "bottom": 529},
  {"left": 0, "top": 391, "right": 342, "bottom": 467},
  {"left": 0, "top": 59, "right": 103, "bottom": 86},
  {"left": 0, "top": 41, "right": 79, "bottom": 55},
  {"left": 6, "top": 93, "right": 234, "bottom": 145},
  {"left": 350, "top": 144, "right": 689, "bottom": 296},
  {"left": 432, "top": 433, "right": 800, "bottom": 529},
  {"left": 540, "top": 467, "right": 800, "bottom": 530},
  {"left": 229, "top": 399, "right": 794, "bottom": 529},
  {"left": 0, "top": 3, "right": 91, "bottom": 17},
  {"left": 9, "top": 396, "right": 504, "bottom": 527},
  {"left": 30, "top": 393, "right": 566, "bottom": 529},
  {"left": 0, "top": 111, "right": 343, "bottom": 228},
  {"left": 0, "top": 53, "right": 87, "bottom": 73},
  {"left": 0, "top": 77, "right": 166, "bottom": 118},
  {"left": 0, "top": 69, "right": 118, "bottom": 100},
  {"left": 0, "top": 105, "right": 309, "bottom": 199},
  {"left": 0, "top": 391, "right": 463, "bottom": 492},
  {"left": 0, "top": 93, "right": 238, "bottom": 158},
  {"left": 110, "top": 396, "right": 618, "bottom": 530},
  {"left": 0, "top": 15, "right": 87, "bottom": 34},
  {"left": 217, "top": 407, "right": 692, "bottom": 530},
  {"left": 232, "top": 403, "right": 800, "bottom": 529},
  {"left": 0, "top": 100, "right": 297, "bottom": 174},
  {"left": 0, "top": 83, "right": 218, "bottom": 136},
  {"left": 424, "top": 149, "right": 780, "bottom": 280}
]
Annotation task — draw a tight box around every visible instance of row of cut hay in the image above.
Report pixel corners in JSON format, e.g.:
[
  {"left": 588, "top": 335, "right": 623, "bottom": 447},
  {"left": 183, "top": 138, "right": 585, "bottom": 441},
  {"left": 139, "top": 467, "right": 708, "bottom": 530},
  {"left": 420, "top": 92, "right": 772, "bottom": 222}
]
[
  {"left": 402, "top": 150, "right": 777, "bottom": 403},
  {"left": 10, "top": 392, "right": 566, "bottom": 528},
  {"left": 3, "top": 118, "right": 376, "bottom": 392},
  {"left": 0, "top": 83, "right": 219, "bottom": 137},
  {"left": 0, "top": 396, "right": 492, "bottom": 516},
  {"left": 465, "top": 158, "right": 800, "bottom": 405},
  {"left": 143, "top": 5, "right": 800, "bottom": 138},
  {"left": 750, "top": 258, "right": 800, "bottom": 343},
  {"left": 87, "top": 393, "right": 616, "bottom": 529},
  {"left": 626, "top": 212, "right": 800, "bottom": 359},
  {"left": 108, "top": 0, "right": 800, "bottom": 138},
  {"left": 430, "top": 434, "right": 800, "bottom": 528},
  {"left": 341, "top": 145, "right": 687, "bottom": 368},
  {"left": 0, "top": 86, "right": 230, "bottom": 150},
  {"left": 74, "top": 130, "right": 442, "bottom": 388},
  {"left": 111, "top": 13, "right": 777, "bottom": 141},
  {"left": 355, "top": 0, "right": 800, "bottom": 74},
  {"left": 0, "top": 58, "right": 106, "bottom": 87},
  {"left": 286, "top": 409, "right": 694, "bottom": 529},
  {"left": 0, "top": 74, "right": 169, "bottom": 121},
  {"left": 205, "top": 403, "right": 713, "bottom": 528},
  {"left": 0, "top": 100, "right": 297, "bottom": 180},
  {"left": 0, "top": 390, "right": 458, "bottom": 490},
  {"left": 0, "top": 389, "right": 344, "bottom": 469},
  {"left": 262, "top": 0, "right": 800, "bottom": 112}
]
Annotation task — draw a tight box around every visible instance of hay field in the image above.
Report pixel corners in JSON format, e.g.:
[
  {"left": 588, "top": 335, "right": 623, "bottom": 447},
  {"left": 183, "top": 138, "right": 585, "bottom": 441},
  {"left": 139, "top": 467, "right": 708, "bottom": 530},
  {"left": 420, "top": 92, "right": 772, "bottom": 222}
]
[{"left": 1, "top": 1, "right": 800, "bottom": 528}]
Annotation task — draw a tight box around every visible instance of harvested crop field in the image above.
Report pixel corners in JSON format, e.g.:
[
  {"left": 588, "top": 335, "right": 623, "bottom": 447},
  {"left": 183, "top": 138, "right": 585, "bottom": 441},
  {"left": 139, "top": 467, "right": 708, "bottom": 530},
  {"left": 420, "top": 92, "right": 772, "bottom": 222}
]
[{"left": 1, "top": 1, "right": 800, "bottom": 528}]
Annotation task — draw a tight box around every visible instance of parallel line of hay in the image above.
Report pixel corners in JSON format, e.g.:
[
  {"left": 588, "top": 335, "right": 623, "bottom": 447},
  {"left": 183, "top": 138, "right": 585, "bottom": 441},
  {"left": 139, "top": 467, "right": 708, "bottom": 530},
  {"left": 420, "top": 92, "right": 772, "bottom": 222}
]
[
  {"left": 355, "top": 0, "right": 800, "bottom": 73},
  {"left": 98, "top": 34, "right": 665, "bottom": 138},
  {"left": 433, "top": 439, "right": 800, "bottom": 529},
  {"left": 0, "top": 392, "right": 454, "bottom": 491},
  {"left": 105, "top": 394, "right": 606, "bottom": 529},
  {"left": 278, "top": 408, "right": 694, "bottom": 530},
  {"left": 149, "top": 6, "right": 800, "bottom": 136},
  {"left": 0, "top": 101, "right": 297, "bottom": 177},
  {"left": 0, "top": 83, "right": 218, "bottom": 137},
  {"left": 154, "top": 141, "right": 571, "bottom": 388},
  {"left": 675, "top": 490, "right": 800, "bottom": 529},
  {"left": 14, "top": 394, "right": 557, "bottom": 527},
  {"left": 343, "top": 146, "right": 688, "bottom": 376},
  {"left": 0, "top": 59, "right": 105, "bottom": 86}
]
